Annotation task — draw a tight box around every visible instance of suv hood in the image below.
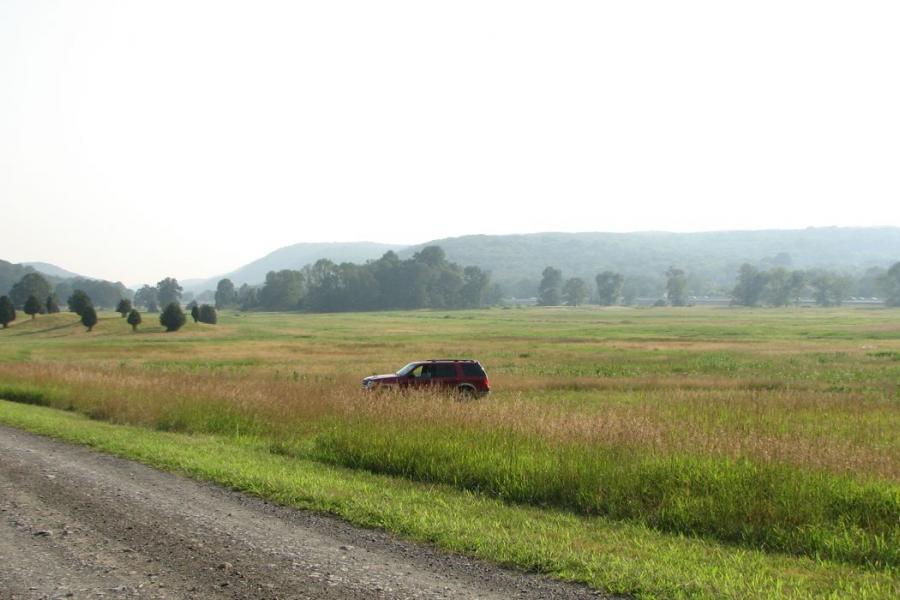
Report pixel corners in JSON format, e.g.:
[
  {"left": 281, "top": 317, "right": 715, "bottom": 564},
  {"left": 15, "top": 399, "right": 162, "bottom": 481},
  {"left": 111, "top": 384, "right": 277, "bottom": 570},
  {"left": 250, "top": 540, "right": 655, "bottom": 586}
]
[{"left": 363, "top": 373, "right": 400, "bottom": 384}]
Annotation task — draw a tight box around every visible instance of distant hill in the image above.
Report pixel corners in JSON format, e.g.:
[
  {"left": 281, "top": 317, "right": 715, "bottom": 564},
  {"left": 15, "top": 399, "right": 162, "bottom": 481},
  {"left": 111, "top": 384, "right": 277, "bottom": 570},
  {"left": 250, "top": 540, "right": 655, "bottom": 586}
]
[
  {"left": 182, "top": 242, "right": 406, "bottom": 293},
  {"left": 11, "top": 227, "right": 899, "bottom": 299},
  {"left": 1, "top": 260, "right": 130, "bottom": 308},
  {"left": 0, "top": 260, "right": 39, "bottom": 297},
  {"left": 23, "top": 261, "right": 88, "bottom": 280},
  {"left": 398, "top": 228, "right": 900, "bottom": 295}
]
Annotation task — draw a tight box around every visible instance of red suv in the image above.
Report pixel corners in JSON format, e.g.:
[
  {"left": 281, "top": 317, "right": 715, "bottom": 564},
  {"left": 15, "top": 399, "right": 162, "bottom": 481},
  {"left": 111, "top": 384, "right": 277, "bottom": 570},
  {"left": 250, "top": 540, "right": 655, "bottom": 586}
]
[{"left": 362, "top": 359, "right": 490, "bottom": 396}]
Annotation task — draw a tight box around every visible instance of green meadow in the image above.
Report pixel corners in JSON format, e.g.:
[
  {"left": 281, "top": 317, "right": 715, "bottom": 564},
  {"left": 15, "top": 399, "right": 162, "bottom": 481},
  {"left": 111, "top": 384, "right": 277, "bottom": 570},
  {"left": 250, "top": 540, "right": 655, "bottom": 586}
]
[{"left": 1, "top": 306, "right": 898, "bottom": 598}]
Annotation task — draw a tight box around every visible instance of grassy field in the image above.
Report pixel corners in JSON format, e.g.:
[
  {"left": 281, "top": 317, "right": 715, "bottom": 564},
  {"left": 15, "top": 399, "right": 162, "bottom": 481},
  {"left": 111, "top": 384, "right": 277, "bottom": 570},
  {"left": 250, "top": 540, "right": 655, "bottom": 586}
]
[{"left": 1, "top": 306, "right": 898, "bottom": 598}]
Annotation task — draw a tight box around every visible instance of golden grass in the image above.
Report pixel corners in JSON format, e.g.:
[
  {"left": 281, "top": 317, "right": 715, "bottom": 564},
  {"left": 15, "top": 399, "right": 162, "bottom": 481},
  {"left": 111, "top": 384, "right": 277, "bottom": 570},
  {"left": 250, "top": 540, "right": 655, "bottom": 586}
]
[{"left": 2, "top": 358, "right": 896, "bottom": 480}]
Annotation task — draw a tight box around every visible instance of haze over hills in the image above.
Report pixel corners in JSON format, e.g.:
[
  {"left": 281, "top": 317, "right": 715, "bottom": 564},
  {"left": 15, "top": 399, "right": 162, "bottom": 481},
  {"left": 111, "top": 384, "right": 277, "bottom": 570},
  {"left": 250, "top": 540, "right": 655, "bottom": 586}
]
[
  {"left": 183, "top": 227, "right": 900, "bottom": 296},
  {"left": 5, "top": 227, "right": 900, "bottom": 299},
  {"left": 23, "top": 262, "right": 91, "bottom": 281},
  {"left": 400, "top": 227, "right": 900, "bottom": 294},
  {"left": 180, "top": 242, "right": 406, "bottom": 293}
]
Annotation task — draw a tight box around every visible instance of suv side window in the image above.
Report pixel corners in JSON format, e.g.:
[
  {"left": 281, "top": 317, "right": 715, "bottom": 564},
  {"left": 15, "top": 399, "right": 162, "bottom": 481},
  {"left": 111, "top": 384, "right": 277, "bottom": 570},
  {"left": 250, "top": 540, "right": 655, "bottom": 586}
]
[
  {"left": 432, "top": 363, "right": 458, "bottom": 378},
  {"left": 462, "top": 363, "right": 485, "bottom": 377}
]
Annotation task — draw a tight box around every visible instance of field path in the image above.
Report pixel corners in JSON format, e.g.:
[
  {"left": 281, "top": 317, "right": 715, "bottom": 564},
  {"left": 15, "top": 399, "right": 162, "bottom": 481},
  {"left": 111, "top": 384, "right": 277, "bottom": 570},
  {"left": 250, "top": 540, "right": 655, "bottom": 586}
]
[{"left": 0, "top": 425, "right": 606, "bottom": 599}]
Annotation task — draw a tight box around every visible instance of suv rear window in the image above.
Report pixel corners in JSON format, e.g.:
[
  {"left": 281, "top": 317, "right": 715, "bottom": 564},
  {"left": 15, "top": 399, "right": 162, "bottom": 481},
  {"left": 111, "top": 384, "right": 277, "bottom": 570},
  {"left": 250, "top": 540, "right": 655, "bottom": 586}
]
[
  {"left": 432, "top": 363, "right": 458, "bottom": 378},
  {"left": 462, "top": 363, "right": 485, "bottom": 377}
]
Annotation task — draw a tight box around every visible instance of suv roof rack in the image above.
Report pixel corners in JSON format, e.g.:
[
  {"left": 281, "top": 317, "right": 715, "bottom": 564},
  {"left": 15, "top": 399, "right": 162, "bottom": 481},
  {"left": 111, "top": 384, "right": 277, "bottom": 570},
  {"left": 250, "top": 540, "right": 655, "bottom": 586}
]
[{"left": 425, "top": 358, "right": 477, "bottom": 363}]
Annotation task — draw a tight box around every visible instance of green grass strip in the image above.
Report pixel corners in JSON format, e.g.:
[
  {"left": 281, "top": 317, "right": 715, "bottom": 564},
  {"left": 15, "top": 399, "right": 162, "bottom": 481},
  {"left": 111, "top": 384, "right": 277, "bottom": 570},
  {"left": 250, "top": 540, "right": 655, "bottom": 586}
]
[
  {"left": 314, "top": 422, "right": 900, "bottom": 568},
  {"left": 1, "top": 401, "right": 898, "bottom": 599}
]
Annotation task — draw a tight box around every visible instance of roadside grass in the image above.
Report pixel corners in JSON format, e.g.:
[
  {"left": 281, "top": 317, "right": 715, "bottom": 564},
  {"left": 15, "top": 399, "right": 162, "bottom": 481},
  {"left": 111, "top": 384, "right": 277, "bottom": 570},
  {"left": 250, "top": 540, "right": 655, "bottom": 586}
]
[
  {"left": 314, "top": 418, "right": 900, "bottom": 568},
  {"left": 1, "top": 400, "right": 898, "bottom": 600}
]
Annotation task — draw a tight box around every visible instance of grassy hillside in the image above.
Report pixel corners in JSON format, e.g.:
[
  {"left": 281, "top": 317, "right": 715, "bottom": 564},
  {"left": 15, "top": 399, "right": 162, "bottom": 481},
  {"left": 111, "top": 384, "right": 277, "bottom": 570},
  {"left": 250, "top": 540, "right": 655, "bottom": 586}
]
[{"left": 1, "top": 306, "right": 898, "bottom": 597}]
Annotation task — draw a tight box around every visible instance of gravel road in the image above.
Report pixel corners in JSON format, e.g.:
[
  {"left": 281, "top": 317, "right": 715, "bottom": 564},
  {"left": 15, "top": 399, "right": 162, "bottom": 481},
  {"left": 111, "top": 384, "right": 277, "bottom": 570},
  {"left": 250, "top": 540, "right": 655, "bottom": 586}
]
[{"left": 0, "top": 425, "right": 609, "bottom": 599}]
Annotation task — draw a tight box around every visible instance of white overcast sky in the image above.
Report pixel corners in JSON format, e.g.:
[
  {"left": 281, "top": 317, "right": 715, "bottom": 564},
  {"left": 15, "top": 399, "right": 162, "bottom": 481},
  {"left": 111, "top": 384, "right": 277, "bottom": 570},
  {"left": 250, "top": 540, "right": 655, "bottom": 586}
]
[{"left": 1, "top": 1, "right": 898, "bottom": 285}]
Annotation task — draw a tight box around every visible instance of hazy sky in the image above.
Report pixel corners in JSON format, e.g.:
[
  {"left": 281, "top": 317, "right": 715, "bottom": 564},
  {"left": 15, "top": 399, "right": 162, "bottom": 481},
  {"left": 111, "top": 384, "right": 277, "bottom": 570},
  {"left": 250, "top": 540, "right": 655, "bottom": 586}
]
[{"left": 2, "top": 1, "right": 898, "bottom": 285}]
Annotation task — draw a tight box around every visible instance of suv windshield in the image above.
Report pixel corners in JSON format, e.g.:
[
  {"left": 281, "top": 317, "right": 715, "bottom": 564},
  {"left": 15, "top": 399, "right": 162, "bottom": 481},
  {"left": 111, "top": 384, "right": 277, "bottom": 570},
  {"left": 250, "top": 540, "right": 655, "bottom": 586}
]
[{"left": 396, "top": 362, "right": 419, "bottom": 376}]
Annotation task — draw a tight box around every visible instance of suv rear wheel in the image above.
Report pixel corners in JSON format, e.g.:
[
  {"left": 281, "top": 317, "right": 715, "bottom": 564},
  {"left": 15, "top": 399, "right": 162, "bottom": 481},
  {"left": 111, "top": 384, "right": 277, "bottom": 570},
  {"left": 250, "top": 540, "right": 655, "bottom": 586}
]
[{"left": 456, "top": 384, "right": 477, "bottom": 399}]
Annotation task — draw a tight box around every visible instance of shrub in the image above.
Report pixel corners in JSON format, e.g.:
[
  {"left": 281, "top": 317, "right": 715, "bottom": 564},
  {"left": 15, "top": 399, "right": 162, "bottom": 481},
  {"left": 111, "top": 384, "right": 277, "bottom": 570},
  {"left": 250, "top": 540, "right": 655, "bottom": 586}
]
[
  {"left": 67, "top": 290, "right": 92, "bottom": 316},
  {"left": 159, "top": 302, "right": 186, "bottom": 332},
  {"left": 81, "top": 305, "right": 98, "bottom": 332},
  {"left": 0, "top": 296, "right": 15, "bottom": 328},
  {"left": 116, "top": 298, "right": 132, "bottom": 317},
  {"left": 24, "top": 295, "right": 42, "bottom": 319},
  {"left": 198, "top": 304, "right": 217, "bottom": 324},
  {"left": 126, "top": 309, "right": 142, "bottom": 332}
]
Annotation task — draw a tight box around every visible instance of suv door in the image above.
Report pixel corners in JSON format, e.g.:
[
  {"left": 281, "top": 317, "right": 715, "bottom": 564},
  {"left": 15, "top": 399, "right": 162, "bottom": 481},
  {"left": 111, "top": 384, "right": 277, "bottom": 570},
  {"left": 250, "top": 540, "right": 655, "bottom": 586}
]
[
  {"left": 405, "top": 363, "right": 434, "bottom": 389},
  {"left": 431, "top": 362, "right": 460, "bottom": 389}
]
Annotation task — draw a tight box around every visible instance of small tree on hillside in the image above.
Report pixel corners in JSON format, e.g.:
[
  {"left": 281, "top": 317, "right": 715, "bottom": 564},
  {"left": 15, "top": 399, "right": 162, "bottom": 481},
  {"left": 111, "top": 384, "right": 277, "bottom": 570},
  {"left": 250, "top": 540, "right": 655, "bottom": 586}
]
[
  {"left": 24, "top": 295, "right": 42, "bottom": 319},
  {"left": 81, "top": 305, "right": 98, "bottom": 332},
  {"left": 126, "top": 309, "right": 142, "bottom": 332},
  {"left": 0, "top": 296, "right": 16, "bottom": 328},
  {"left": 116, "top": 298, "right": 132, "bottom": 317},
  {"left": 46, "top": 295, "right": 60, "bottom": 314},
  {"left": 67, "top": 290, "right": 92, "bottom": 316},
  {"left": 190, "top": 302, "right": 200, "bottom": 323},
  {"left": 563, "top": 277, "right": 588, "bottom": 306},
  {"left": 159, "top": 302, "right": 186, "bottom": 332},
  {"left": 198, "top": 304, "right": 217, "bottom": 324}
]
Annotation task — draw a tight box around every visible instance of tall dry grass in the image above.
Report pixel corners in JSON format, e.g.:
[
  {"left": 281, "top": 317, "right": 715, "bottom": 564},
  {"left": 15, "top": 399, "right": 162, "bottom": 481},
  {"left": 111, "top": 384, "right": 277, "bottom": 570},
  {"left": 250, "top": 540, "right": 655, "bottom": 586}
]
[{"left": 0, "top": 362, "right": 896, "bottom": 479}]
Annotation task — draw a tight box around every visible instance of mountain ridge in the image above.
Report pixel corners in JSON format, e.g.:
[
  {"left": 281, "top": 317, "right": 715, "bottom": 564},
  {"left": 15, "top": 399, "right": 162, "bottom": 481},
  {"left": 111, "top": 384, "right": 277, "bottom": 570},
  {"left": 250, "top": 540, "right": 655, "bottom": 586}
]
[{"left": 8, "top": 227, "right": 900, "bottom": 297}]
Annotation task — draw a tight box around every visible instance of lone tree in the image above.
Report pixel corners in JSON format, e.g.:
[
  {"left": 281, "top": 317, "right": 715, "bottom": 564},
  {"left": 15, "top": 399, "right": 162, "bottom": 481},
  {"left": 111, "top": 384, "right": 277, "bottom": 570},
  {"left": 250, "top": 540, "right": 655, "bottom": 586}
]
[
  {"left": 126, "top": 309, "right": 142, "bottom": 332},
  {"left": 666, "top": 267, "right": 688, "bottom": 307},
  {"left": 595, "top": 271, "right": 624, "bottom": 306},
  {"left": 189, "top": 302, "right": 200, "bottom": 323},
  {"left": 67, "top": 290, "right": 92, "bottom": 316},
  {"left": 563, "top": 277, "right": 588, "bottom": 307},
  {"left": 10, "top": 273, "right": 51, "bottom": 308},
  {"left": 538, "top": 267, "right": 563, "bottom": 306},
  {"left": 81, "top": 305, "right": 98, "bottom": 332},
  {"left": 880, "top": 262, "right": 900, "bottom": 306},
  {"left": 24, "top": 295, "right": 42, "bottom": 319},
  {"left": 156, "top": 277, "right": 183, "bottom": 308},
  {"left": 159, "top": 302, "right": 186, "bottom": 332},
  {"left": 215, "top": 278, "right": 237, "bottom": 309},
  {"left": 731, "top": 264, "right": 767, "bottom": 307},
  {"left": 0, "top": 296, "right": 16, "bottom": 328},
  {"left": 133, "top": 285, "right": 158, "bottom": 310},
  {"left": 116, "top": 298, "right": 132, "bottom": 317},
  {"left": 46, "top": 295, "right": 60, "bottom": 313},
  {"left": 198, "top": 304, "right": 217, "bottom": 324}
]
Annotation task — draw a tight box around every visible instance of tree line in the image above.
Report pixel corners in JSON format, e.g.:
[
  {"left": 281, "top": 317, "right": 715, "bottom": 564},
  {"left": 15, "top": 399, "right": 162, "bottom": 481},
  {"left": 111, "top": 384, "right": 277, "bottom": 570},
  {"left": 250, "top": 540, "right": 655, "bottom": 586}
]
[
  {"left": 211, "top": 247, "right": 496, "bottom": 312},
  {"left": 0, "top": 272, "right": 218, "bottom": 332},
  {"left": 3, "top": 252, "right": 898, "bottom": 326},
  {"left": 533, "top": 261, "right": 900, "bottom": 307},
  {"left": 729, "top": 262, "right": 900, "bottom": 307},
  {"left": 536, "top": 266, "right": 690, "bottom": 306}
]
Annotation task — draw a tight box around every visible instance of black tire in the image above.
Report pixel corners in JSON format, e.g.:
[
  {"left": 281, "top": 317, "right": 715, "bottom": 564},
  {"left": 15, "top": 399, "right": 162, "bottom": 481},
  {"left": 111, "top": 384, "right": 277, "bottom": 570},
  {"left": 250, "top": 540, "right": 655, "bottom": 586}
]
[{"left": 456, "top": 385, "right": 477, "bottom": 400}]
